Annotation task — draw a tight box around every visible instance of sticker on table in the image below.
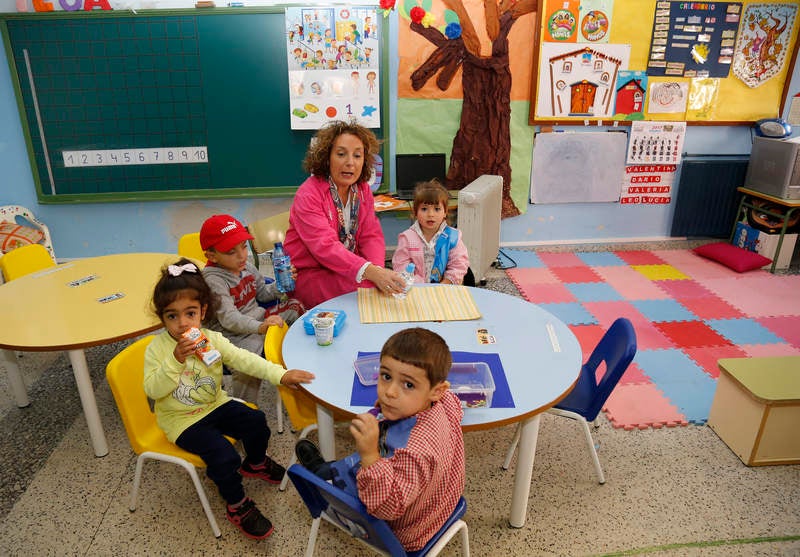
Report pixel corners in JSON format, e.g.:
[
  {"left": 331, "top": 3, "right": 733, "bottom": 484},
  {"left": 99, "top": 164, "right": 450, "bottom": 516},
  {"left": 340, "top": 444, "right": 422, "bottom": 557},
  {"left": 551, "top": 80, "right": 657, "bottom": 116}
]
[
  {"left": 97, "top": 292, "right": 125, "bottom": 303},
  {"left": 477, "top": 328, "right": 496, "bottom": 344},
  {"left": 67, "top": 274, "right": 99, "bottom": 287}
]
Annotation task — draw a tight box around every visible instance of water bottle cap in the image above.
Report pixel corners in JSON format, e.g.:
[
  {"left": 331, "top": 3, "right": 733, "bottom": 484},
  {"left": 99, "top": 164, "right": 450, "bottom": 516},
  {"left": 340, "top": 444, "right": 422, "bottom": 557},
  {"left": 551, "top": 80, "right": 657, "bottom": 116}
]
[
  {"left": 406, "top": 263, "right": 415, "bottom": 273},
  {"left": 274, "top": 241, "right": 283, "bottom": 248}
]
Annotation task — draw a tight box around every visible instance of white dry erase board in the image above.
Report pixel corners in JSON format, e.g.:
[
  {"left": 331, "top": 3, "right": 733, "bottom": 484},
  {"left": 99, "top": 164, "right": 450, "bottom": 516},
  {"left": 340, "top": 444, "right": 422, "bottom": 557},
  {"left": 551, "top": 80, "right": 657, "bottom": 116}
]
[{"left": 530, "top": 131, "right": 626, "bottom": 204}]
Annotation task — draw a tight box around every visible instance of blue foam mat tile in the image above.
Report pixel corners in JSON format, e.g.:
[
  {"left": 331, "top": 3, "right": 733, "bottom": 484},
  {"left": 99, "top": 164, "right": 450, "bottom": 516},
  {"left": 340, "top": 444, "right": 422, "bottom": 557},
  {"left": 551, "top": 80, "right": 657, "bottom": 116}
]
[
  {"left": 635, "top": 349, "right": 716, "bottom": 424},
  {"left": 498, "top": 249, "right": 545, "bottom": 269},
  {"left": 631, "top": 299, "right": 698, "bottom": 323},
  {"left": 575, "top": 252, "right": 628, "bottom": 267},
  {"left": 565, "top": 282, "right": 624, "bottom": 303},
  {"left": 538, "top": 302, "right": 598, "bottom": 326},
  {"left": 705, "top": 318, "right": 784, "bottom": 345}
]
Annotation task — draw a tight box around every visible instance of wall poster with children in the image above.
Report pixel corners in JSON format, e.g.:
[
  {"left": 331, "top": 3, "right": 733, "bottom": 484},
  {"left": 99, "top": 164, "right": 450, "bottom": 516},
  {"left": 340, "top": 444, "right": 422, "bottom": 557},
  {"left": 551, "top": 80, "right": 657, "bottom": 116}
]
[{"left": 285, "top": 5, "right": 380, "bottom": 130}]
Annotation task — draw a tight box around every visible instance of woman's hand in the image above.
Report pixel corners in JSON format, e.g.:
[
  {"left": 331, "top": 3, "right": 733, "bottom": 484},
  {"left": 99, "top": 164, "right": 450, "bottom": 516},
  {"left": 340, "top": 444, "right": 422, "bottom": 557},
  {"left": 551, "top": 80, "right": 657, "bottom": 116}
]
[
  {"left": 289, "top": 264, "right": 299, "bottom": 281},
  {"left": 364, "top": 264, "right": 406, "bottom": 296}
]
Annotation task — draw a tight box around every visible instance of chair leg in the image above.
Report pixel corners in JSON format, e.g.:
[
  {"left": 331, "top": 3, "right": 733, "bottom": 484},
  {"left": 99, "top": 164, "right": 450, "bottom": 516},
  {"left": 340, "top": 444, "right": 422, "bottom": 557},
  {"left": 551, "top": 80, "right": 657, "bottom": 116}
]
[
  {"left": 305, "top": 516, "right": 321, "bottom": 557},
  {"left": 136, "top": 452, "right": 223, "bottom": 538},
  {"left": 424, "top": 520, "right": 470, "bottom": 556},
  {"left": 502, "top": 424, "right": 521, "bottom": 470},
  {"left": 280, "top": 424, "right": 318, "bottom": 491},
  {"left": 276, "top": 396, "right": 284, "bottom": 433},
  {"left": 577, "top": 417, "right": 605, "bottom": 484}
]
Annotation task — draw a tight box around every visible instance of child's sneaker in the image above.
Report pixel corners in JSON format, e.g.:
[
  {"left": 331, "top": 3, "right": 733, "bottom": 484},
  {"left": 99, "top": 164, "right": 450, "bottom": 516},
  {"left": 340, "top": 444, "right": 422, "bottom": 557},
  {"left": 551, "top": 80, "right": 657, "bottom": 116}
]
[
  {"left": 240, "top": 456, "right": 286, "bottom": 484},
  {"left": 226, "top": 497, "right": 274, "bottom": 539}
]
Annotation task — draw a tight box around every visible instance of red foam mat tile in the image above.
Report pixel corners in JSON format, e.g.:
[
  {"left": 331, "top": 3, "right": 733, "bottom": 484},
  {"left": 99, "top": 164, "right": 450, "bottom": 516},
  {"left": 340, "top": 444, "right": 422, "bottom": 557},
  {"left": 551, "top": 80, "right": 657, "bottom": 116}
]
[
  {"left": 537, "top": 252, "right": 586, "bottom": 267},
  {"left": 613, "top": 250, "right": 667, "bottom": 265},
  {"left": 550, "top": 266, "right": 604, "bottom": 283},
  {"left": 683, "top": 346, "right": 749, "bottom": 379},
  {"left": 756, "top": 316, "right": 800, "bottom": 348},
  {"left": 654, "top": 321, "right": 733, "bottom": 349}
]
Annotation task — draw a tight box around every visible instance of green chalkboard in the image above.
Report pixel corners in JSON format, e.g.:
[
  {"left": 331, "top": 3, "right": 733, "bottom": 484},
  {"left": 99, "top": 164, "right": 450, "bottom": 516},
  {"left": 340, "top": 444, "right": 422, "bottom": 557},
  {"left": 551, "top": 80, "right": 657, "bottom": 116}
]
[{"left": 1, "top": 8, "right": 388, "bottom": 203}]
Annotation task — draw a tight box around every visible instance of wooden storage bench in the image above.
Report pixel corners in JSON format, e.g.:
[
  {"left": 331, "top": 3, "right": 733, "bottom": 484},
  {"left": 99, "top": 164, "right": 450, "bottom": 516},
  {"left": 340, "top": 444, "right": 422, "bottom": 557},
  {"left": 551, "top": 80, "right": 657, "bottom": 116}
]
[{"left": 707, "top": 357, "right": 800, "bottom": 466}]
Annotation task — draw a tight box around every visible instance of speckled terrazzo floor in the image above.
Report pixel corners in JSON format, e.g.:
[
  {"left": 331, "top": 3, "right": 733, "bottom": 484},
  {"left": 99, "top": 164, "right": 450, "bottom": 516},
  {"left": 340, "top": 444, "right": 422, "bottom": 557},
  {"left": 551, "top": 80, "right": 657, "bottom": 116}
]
[{"left": 1, "top": 244, "right": 799, "bottom": 556}]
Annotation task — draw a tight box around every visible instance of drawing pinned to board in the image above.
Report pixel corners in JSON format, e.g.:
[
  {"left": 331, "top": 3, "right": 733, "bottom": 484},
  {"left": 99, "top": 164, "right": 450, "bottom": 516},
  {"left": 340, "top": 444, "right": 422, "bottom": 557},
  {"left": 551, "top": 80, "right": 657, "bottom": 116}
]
[
  {"left": 613, "top": 70, "right": 647, "bottom": 120},
  {"left": 686, "top": 78, "right": 720, "bottom": 120},
  {"left": 732, "top": 3, "right": 798, "bottom": 88},
  {"left": 647, "top": 81, "right": 688, "bottom": 114},
  {"left": 530, "top": 131, "right": 627, "bottom": 204},
  {"left": 544, "top": 0, "right": 580, "bottom": 42},
  {"left": 578, "top": 0, "right": 613, "bottom": 44},
  {"left": 626, "top": 121, "right": 686, "bottom": 165},
  {"left": 285, "top": 5, "right": 380, "bottom": 130},
  {"left": 536, "top": 43, "right": 630, "bottom": 118}
]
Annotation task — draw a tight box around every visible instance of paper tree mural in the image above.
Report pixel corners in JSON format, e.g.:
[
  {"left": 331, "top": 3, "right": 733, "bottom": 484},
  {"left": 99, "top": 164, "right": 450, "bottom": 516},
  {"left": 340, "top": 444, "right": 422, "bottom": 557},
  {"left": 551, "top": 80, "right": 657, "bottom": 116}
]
[{"left": 386, "top": 0, "right": 537, "bottom": 217}]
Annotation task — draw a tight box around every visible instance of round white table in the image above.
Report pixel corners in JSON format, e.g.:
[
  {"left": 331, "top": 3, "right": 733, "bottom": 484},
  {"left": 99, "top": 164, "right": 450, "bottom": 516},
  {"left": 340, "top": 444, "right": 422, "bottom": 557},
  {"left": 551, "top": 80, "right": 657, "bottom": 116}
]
[
  {"left": 0, "top": 253, "right": 176, "bottom": 457},
  {"left": 283, "top": 285, "right": 582, "bottom": 527}
]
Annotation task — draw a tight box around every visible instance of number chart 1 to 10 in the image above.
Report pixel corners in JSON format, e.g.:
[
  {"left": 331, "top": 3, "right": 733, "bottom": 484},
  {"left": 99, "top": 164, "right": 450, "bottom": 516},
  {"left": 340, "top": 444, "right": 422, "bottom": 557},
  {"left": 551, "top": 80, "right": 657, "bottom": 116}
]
[{"left": 62, "top": 146, "right": 209, "bottom": 168}]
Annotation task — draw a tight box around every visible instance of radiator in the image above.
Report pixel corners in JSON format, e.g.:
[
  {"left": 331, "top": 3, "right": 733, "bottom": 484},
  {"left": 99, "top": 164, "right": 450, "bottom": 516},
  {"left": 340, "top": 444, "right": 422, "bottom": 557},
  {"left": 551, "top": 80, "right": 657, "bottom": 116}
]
[
  {"left": 457, "top": 175, "right": 502, "bottom": 281},
  {"left": 670, "top": 157, "right": 749, "bottom": 238}
]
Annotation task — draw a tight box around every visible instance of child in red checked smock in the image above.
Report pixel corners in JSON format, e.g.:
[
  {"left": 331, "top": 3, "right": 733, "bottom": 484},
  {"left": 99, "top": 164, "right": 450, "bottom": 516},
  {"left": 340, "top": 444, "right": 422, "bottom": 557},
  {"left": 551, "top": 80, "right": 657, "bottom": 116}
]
[{"left": 295, "top": 327, "right": 465, "bottom": 552}]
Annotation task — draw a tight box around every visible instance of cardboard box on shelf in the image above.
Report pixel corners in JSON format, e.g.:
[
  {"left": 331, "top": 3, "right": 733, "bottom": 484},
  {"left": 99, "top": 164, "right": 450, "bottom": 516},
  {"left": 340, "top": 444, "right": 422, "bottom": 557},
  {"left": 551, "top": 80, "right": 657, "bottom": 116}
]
[{"left": 733, "top": 221, "right": 798, "bottom": 270}]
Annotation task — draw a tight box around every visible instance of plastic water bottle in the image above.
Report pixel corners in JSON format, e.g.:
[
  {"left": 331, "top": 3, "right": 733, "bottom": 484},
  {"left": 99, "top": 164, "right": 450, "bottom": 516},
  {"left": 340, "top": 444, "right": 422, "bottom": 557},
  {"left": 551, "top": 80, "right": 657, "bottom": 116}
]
[
  {"left": 272, "top": 241, "right": 295, "bottom": 293},
  {"left": 393, "top": 263, "right": 415, "bottom": 300}
]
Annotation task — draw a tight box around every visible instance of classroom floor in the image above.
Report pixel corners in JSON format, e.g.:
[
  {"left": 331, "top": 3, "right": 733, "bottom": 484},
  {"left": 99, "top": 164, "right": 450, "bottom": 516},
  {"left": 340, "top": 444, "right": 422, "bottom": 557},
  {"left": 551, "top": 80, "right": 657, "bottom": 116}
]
[{"left": 1, "top": 244, "right": 799, "bottom": 556}]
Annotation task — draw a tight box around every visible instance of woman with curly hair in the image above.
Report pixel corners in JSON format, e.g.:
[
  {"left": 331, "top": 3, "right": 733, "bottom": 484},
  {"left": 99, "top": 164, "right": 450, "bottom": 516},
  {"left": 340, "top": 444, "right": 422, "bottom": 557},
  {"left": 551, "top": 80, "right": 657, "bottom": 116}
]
[{"left": 284, "top": 120, "right": 406, "bottom": 308}]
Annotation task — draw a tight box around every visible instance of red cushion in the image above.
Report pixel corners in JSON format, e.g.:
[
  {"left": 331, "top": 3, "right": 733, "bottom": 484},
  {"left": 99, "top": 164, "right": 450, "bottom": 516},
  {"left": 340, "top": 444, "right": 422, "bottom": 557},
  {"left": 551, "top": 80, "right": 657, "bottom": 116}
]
[{"left": 693, "top": 242, "right": 772, "bottom": 272}]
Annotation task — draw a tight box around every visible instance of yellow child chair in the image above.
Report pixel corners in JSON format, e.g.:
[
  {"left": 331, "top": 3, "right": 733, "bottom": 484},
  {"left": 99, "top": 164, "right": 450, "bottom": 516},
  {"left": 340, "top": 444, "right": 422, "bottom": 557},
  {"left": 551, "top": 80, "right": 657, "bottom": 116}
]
[
  {"left": 0, "top": 243, "right": 56, "bottom": 282},
  {"left": 107, "top": 335, "right": 245, "bottom": 538},
  {"left": 247, "top": 211, "right": 290, "bottom": 270},
  {"left": 177, "top": 232, "right": 207, "bottom": 267},
  {"left": 264, "top": 323, "right": 350, "bottom": 491}
]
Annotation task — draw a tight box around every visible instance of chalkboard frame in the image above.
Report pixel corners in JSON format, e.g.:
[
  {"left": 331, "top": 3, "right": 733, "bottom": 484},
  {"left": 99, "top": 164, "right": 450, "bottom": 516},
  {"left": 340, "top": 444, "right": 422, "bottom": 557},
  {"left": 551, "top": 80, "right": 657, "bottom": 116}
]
[{"left": 1, "top": 7, "right": 390, "bottom": 204}]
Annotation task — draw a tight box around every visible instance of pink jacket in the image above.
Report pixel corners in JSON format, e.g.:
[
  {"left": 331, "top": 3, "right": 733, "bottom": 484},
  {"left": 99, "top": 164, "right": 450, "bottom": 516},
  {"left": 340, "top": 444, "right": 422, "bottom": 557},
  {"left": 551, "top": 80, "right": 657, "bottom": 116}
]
[
  {"left": 392, "top": 225, "right": 470, "bottom": 284},
  {"left": 284, "top": 175, "right": 385, "bottom": 308}
]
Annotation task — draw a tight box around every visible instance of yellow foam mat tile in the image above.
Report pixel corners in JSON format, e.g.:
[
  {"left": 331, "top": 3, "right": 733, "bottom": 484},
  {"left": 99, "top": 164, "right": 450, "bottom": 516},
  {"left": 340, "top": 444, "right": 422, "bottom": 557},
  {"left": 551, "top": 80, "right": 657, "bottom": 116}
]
[{"left": 631, "top": 264, "right": 690, "bottom": 281}]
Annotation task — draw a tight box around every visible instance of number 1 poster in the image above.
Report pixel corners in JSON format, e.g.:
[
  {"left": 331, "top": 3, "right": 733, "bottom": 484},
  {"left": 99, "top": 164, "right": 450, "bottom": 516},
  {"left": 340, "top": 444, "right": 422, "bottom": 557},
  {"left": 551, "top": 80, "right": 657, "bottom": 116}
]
[{"left": 285, "top": 5, "right": 380, "bottom": 130}]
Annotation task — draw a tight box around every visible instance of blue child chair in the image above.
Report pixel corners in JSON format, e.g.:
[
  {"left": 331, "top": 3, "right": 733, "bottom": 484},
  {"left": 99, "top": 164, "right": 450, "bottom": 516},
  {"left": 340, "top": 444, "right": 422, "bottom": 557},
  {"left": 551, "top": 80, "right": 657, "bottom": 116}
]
[
  {"left": 288, "top": 464, "right": 470, "bottom": 557},
  {"left": 503, "top": 317, "right": 637, "bottom": 484}
]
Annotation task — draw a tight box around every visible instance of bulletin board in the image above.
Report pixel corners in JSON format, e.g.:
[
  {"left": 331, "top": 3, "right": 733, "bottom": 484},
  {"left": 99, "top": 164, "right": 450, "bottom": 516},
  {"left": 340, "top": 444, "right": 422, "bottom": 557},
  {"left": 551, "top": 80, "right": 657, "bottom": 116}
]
[
  {"left": 528, "top": 0, "right": 800, "bottom": 126},
  {"left": 0, "top": 8, "right": 389, "bottom": 204}
]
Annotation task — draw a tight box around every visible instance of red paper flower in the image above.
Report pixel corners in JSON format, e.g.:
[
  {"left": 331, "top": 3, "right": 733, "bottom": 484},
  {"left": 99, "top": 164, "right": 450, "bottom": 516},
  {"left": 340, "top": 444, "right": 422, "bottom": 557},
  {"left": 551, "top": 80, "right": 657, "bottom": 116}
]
[
  {"left": 410, "top": 6, "right": 426, "bottom": 23},
  {"left": 379, "top": 0, "right": 396, "bottom": 10}
]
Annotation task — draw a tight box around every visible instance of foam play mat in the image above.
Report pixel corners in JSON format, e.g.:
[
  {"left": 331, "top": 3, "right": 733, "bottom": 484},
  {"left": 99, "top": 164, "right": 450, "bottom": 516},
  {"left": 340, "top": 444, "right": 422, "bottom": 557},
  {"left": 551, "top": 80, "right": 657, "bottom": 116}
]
[{"left": 504, "top": 249, "right": 800, "bottom": 430}]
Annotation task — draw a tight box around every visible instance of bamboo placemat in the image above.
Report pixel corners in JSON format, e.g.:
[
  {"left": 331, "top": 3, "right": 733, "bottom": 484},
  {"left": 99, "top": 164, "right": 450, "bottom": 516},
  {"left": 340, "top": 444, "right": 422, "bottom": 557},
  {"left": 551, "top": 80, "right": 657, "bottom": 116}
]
[{"left": 357, "top": 285, "right": 481, "bottom": 323}]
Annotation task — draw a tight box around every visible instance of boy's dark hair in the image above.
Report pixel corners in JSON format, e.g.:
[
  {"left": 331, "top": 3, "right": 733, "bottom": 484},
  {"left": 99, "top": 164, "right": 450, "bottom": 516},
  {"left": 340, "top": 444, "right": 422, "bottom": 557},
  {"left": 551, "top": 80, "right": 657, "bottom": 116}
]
[
  {"left": 412, "top": 179, "right": 450, "bottom": 215},
  {"left": 151, "top": 257, "right": 219, "bottom": 323},
  {"left": 303, "top": 120, "right": 381, "bottom": 184},
  {"left": 381, "top": 328, "right": 452, "bottom": 385}
]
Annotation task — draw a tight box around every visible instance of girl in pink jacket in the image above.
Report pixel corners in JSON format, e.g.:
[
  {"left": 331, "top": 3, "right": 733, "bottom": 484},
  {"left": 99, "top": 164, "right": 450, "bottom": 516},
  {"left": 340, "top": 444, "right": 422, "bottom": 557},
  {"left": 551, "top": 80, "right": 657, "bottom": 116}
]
[{"left": 392, "top": 180, "right": 470, "bottom": 285}]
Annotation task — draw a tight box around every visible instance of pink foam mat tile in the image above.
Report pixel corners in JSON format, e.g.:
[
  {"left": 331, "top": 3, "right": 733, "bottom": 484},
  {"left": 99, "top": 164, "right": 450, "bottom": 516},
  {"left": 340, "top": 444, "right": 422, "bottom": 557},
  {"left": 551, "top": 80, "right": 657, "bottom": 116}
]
[
  {"left": 700, "top": 276, "right": 800, "bottom": 317},
  {"left": 613, "top": 250, "right": 667, "bottom": 265},
  {"left": 582, "top": 301, "right": 650, "bottom": 329},
  {"left": 518, "top": 282, "right": 576, "bottom": 304},
  {"left": 593, "top": 266, "right": 670, "bottom": 300},
  {"left": 624, "top": 321, "right": 677, "bottom": 351},
  {"left": 739, "top": 343, "right": 800, "bottom": 357},
  {"left": 617, "top": 361, "right": 651, "bottom": 385},
  {"left": 537, "top": 251, "right": 586, "bottom": 267},
  {"left": 603, "top": 383, "right": 688, "bottom": 430},
  {"left": 550, "top": 266, "right": 604, "bottom": 283},
  {"left": 676, "top": 296, "right": 745, "bottom": 320},
  {"left": 665, "top": 254, "right": 743, "bottom": 280},
  {"left": 683, "top": 346, "right": 748, "bottom": 379},
  {"left": 654, "top": 279, "right": 713, "bottom": 299},
  {"left": 505, "top": 267, "right": 560, "bottom": 286},
  {"left": 756, "top": 316, "right": 800, "bottom": 348}
]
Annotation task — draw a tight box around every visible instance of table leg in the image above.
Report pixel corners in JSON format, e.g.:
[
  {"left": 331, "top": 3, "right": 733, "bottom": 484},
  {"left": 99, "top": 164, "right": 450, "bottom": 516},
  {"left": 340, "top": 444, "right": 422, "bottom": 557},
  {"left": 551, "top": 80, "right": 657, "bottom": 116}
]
[
  {"left": 509, "top": 414, "right": 541, "bottom": 528},
  {"left": 1, "top": 349, "right": 30, "bottom": 407},
  {"left": 316, "top": 403, "right": 336, "bottom": 461},
  {"left": 68, "top": 349, "right": 109, "bottom": 457}
]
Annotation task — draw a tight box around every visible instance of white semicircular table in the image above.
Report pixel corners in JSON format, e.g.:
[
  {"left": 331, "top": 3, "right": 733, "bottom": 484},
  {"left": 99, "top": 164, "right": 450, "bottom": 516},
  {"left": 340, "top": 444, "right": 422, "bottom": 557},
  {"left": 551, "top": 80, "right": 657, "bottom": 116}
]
[{"left": 282, "top": 285, "right": 582, "bottom": 528}]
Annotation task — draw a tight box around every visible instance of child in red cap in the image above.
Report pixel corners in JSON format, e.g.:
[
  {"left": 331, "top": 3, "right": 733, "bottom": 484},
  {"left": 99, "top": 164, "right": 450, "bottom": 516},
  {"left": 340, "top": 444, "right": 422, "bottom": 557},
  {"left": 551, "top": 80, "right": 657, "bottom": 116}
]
[{"left": 199, "top": 214, "right": 304, "bottom": 403}]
